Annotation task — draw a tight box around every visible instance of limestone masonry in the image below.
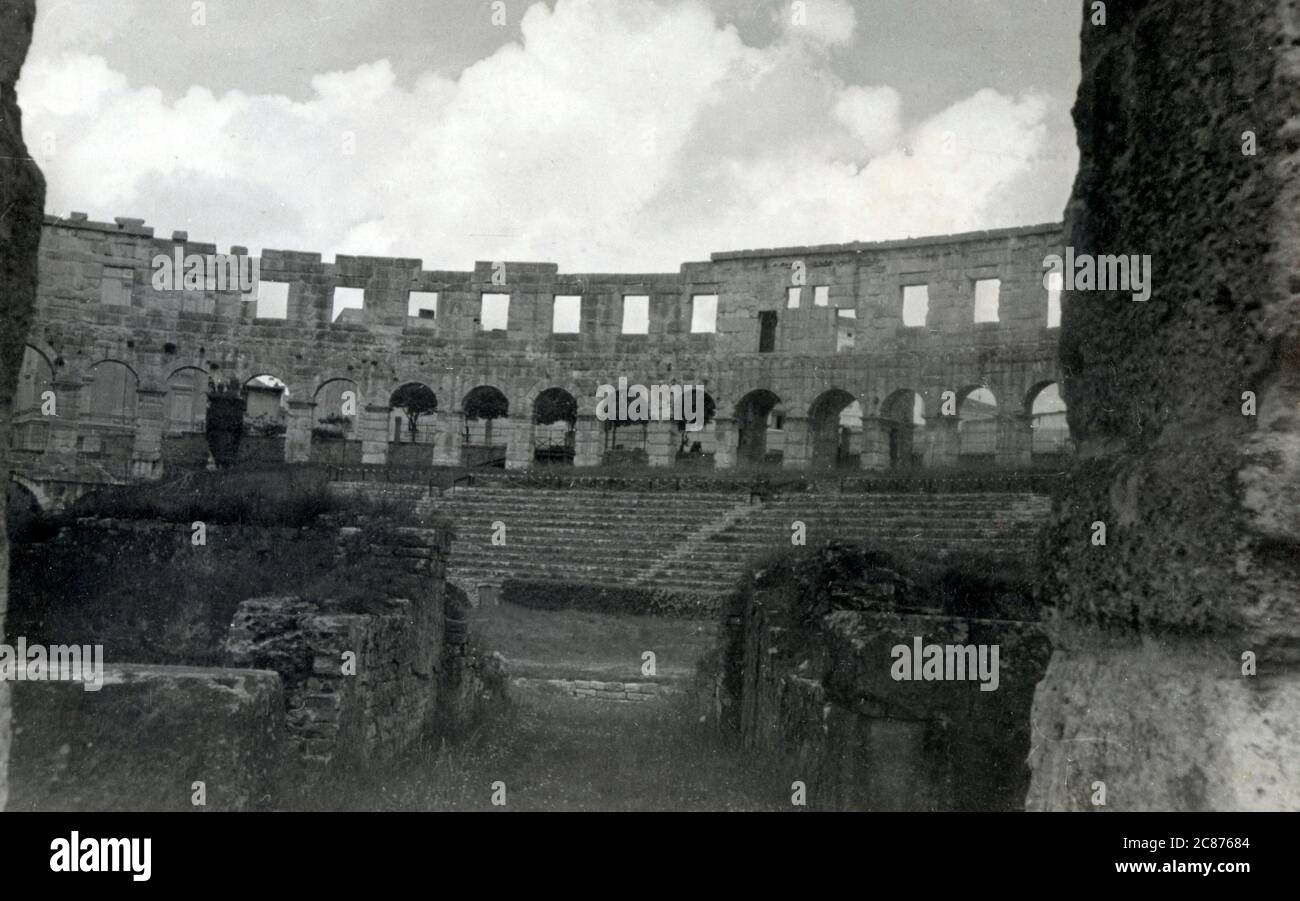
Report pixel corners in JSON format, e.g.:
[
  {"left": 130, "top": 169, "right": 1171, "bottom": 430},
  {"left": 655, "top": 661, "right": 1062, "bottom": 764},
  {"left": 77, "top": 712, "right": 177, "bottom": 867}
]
[{"left": 11, "top": 215, "right": 1068, "bottom": 490}]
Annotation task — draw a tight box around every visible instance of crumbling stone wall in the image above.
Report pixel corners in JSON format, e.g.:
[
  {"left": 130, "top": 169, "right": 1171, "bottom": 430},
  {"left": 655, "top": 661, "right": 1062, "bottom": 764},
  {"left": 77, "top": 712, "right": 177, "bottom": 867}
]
[
  {"left": 224, "top": 524, "right": 504, "bottom": 770},
  {"left": 1026, "top": 1, "right": 1300, "bottom": 810},
  {"left": 709, "top": 549, "right": 1050, "bottom": 810},
  {"left": 0, "top": 0, "right": 45, "bottom": 811}
]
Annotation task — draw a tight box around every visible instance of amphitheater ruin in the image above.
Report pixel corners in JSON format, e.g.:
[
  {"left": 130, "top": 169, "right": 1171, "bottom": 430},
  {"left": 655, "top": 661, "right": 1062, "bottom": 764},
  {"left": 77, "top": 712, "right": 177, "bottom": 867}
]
[{"left": 9, "top": 215, "right": 1070, "bottom": 501}]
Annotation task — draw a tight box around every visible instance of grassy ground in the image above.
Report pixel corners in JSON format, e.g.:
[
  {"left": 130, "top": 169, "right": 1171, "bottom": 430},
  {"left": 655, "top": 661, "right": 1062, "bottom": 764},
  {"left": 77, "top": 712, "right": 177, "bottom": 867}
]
[
  {"left": 466, "top": 602, "right": 717, "bottom": 681},
  {"left": 312, "top": 602, "right": 792, "bottom": 812},
  {"left": 335, "top": 691, "right": 793, "bottom": 812}
]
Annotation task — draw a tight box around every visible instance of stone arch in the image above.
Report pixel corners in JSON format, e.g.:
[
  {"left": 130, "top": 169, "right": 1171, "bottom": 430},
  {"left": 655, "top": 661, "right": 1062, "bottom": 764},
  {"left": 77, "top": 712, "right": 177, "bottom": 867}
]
[
  {"left": 389, "top": 382, "right": 438, "bottom": 445},
  {"left": 808, "top": 388, "right": 860, "bottom": 470},
  {"left": 957, "top": 385, "right": 998, "bottom": 460},
  {"left": 239, "top": 374, "right": 291, "bottom": 465},
  {"left": 735, "top": 389, "right": 783, "bottom": 467},
  {"left": 675, "top": 389, "right": 717, "bottom": 462},
  {"left": 164, "top": 366, "right": 210, "bottom": 435},
  {"left": 533, "top": 387, "right": 578, "bottom": 465},
  {"left": 461, "top": 385, "right": 509, "bottom": 466},
  {"left": 1026, "top": 381, "right": 1070, "bottom": 458},
  {"left": 84, "top": 359, "right": 139, "bottom": 426},
  {"left": 314, "top": 377, "right": 361, "bottom": 420},
  {"left": 11, "top": 345, "right": 55, "bottom": 452},
  {"left": 882, "top": 389, "right": 926, "bottom": 469},
  {"left": 7, "top": 474, "right": 45, "bottom": 515}
]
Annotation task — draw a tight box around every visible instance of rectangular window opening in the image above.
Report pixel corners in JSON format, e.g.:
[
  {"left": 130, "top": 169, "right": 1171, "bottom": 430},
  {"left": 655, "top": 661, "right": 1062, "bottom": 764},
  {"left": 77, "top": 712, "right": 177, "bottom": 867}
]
[
  {"left": 255, "top": 281, "right": 290, "bottom": 320},
  {"left": 974, "top": 278, "right": 1001, "bottom": 323},
  {"left": 408, "top": 291, "right": 438, "bottom": 320},
  {"left": 552, "top": 295, "right": 582, "bottom": 334},
  {"left": 759, "top": 311, "right": 777, "bottom": 352},
  {"left": 481, "top": 292, "right": 510, "bottom": 331},
  {"left": 332, "top": 286, "right": 365, "bottom": 323},
  {"left": 622, "top": 295, "right": 650, "bottom": 334},
  {"left": 787, "top": 287, "right": 801, "bottom": 309},
  {"left": 691, "top": 294, "right": 718, "bottom": 333},
  {"left": 814, "top": 286, "right": 830, "bottom": 307},
  {"left": 902, "top": 285, "right": 929, "bottom": 327}
]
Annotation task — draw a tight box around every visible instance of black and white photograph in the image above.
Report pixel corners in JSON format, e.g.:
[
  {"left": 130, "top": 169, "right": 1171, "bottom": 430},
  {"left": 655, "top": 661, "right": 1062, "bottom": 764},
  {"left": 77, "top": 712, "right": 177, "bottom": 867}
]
[{"left": 0, "top": 0, "right": 1293, "bottom": 884}]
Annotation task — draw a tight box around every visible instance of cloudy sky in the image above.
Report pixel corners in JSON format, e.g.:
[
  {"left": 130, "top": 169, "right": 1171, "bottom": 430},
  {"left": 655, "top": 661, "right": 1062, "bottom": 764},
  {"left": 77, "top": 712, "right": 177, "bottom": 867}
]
[{"left": 19, "top": 0, "right": 1081, "bottom": 272}]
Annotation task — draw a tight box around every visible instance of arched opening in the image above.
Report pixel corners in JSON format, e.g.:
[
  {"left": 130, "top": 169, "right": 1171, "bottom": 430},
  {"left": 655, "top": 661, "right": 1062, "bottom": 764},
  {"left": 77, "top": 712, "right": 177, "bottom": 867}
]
[
  {"left": 675, "top": 390, "right": 717, "bottom": 468},
  {"left": 957, "top": 386, "right": 998, "bottom": 465},
  {"left": 165, "top": 367, "right": 209, "bottom": 434},
  {"left": 239, "top": 374, "right": 290, "bottom": 465},
  {"left": 1027, "top": 382, "right": 1071, "bottom": 460},
  {"left": 809, "top": 388, "right": 861, "bottom": 470},
  {"left": 462, "top": 385, "right": 509, "bottom": 468},
  {"left": 161, "top": 366, "right": 212, "bottom": 471},
  {"left": 533, "top": 387, "right": 577, "bottom": 466},
  {"left": 83, "top": 360, "right": 139, "bottom": 478},
  {"left": 603, "top": 418, "right": 647, "bottom": 464},
  {"left": 311, "top": 378, "right": 362, "bottom": 465},
  {"left": 735, "top": 389, "right": 783, "bottom": 467},
  {"left": 10, "top": 346, "right": 53, "bottom": 453},
  {"left": 882, "top": 389, "right": 926, "bottom": 469},
  {"left": 388, "top": 382, "right": 438, "bottom": 468}
]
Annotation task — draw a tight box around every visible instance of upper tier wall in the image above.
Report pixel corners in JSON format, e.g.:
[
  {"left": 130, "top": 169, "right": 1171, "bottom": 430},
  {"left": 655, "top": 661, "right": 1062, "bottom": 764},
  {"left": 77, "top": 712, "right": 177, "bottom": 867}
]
[{"left": 24, "top": 214, "right": 1065, "bottom": 420}]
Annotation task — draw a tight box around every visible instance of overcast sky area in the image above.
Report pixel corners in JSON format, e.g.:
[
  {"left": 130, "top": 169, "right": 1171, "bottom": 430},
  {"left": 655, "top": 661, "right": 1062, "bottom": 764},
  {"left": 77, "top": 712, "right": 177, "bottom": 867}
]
[{"left": 19, "top": 0, "right": 1082, "bottom": 272}]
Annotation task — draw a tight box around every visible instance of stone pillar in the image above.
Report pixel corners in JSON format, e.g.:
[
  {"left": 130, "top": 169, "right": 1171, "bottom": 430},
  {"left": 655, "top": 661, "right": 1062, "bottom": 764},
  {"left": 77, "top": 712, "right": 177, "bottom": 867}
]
[
  {"left": 285, "top": 399, "right": 316, "bottom": 464},
  {"left": 504, "top": 415, "right": 533, "bottom": 471},
  {"left": 645, "top": 420, "right": 677, "bottom": 468},
  {"left": 130, "top": 387, "right": 167, "bottom": 479},
  {"left": 781, "top": 416, "right": 810, "bottom": 470},
  {"left": 859, "top": 417, "right": 893, "bottom": 470},
  {"left": 573, "top": 414, "right": 602, "bottom": 467},
  {"left": 995, "top": 411, "right": 1033, "bottom": 468},
  {"left": 1025, "top": 2, "right": 1300, "bottom": 811},
  {"left": 359, "top": 404, "right": 389, "bottom": 466},
  {"left": 713, "top": 417, "right": 737, "bottom": 469},
  {"left": 923, "top": 417, "right": 960, "bottom": 469},
  {"left": 0, "top": 0, "right": 45, "bottom": 812},
  {"left": 433, "top": 412, "right": 465, "bottom": 466}
]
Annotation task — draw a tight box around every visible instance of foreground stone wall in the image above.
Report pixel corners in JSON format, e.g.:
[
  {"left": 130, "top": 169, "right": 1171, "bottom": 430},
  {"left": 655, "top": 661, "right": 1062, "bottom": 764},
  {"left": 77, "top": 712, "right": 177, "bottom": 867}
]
[
  {"left": 0, "top": 0, "right": 45, "bottom": 811},
  {"left": 711, "top": 556, "right": 1050, "bottom": 810},
  {"left": 226, "top": 596, "right": 439, "bottom": 769},
  {"left": 8, "top": 516, "right": 502, "bottom": 807},
  {"left": 1026, "top": 1, "right": 1300, "bottom": 810},
  {"left": 8, "top": 664, "right": 284, "bottom": 811}
]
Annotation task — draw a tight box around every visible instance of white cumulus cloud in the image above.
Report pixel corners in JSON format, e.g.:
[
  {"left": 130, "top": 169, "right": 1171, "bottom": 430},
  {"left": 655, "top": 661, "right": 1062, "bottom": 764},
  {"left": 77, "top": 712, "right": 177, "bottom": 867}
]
[{"left": 18, "top": 0, "right": 1062, "bottom": 271}]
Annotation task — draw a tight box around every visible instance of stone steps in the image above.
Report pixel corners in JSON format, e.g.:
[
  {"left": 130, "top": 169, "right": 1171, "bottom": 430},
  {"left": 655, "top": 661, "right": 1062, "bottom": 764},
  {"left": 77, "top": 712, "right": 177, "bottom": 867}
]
[{"left": 423, "top": 484, "right": 1052, "bottom": 602}]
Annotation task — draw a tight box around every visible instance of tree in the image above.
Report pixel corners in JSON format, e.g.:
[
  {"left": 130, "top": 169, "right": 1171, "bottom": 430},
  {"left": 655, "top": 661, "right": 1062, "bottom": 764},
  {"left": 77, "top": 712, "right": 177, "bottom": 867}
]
[{"left": 390, "top": 383, "right": 437, "bottom": 442}]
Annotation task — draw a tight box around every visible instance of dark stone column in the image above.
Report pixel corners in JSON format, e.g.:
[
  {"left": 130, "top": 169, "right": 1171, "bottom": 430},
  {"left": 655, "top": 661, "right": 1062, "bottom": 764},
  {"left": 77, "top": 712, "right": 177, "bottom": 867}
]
[
  {"left": 0, "top": 0, "right": 45, "bottom": 810},
  {"left": 1027, "top": 1, "right": 1300, "bottom": 810}
]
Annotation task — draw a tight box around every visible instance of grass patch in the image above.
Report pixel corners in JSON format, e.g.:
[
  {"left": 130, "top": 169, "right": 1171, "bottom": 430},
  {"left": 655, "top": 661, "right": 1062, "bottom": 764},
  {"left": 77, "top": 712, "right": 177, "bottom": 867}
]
[{"left": 309, "top": 692, "right": 792, "bottom": 812}]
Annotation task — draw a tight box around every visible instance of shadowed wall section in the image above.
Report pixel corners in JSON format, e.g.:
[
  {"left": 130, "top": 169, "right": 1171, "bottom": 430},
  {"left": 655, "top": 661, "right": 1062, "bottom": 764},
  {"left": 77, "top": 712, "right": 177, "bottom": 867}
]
[{"left": 0, "top": 0, "right": 45, "bottom": 811}]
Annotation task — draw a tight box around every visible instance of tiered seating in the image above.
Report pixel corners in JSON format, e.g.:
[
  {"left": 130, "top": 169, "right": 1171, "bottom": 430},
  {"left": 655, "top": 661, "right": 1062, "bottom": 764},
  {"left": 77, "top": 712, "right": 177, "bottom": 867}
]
[
  {"left": 422, "top": 484, "right": 1052, "bottom": 599},
  {"left": 672, "top": 492, "right": 1051, "bottom": 583}
]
